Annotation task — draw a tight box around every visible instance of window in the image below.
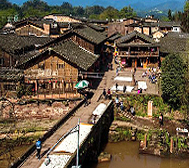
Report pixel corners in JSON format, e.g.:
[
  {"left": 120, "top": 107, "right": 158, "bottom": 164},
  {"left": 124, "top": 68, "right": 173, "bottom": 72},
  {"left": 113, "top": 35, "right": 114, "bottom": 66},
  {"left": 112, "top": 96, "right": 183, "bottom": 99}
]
[
  {"left": 58, "top": 64, "right": 64, "bottom": 69},
  {"left": 0, "top": 58, "right": 4, "bottom": 66},
  {"left": 38, "top": 63, "right": 44, "bottom": 69},
  {"left": 52, "top": 23, "right": 57, "bottom": 28}
]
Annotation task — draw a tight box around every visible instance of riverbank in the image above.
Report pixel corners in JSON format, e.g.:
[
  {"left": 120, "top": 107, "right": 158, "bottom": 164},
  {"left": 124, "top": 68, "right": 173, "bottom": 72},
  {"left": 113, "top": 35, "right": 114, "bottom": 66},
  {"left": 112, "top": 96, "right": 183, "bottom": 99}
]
[
  {"left": 109, "top": 117, "right": 189, "bottom": 157},
  {"left": 92, "top": 141, "right": 189, "bottom": 168}
]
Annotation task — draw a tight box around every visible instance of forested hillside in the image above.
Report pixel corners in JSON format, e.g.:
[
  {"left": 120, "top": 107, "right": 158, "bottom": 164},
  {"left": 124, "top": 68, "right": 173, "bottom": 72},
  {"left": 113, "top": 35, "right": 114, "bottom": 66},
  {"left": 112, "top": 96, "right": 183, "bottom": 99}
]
[{"left": 0, "top": 0, "right": 188, "bottom": 32}]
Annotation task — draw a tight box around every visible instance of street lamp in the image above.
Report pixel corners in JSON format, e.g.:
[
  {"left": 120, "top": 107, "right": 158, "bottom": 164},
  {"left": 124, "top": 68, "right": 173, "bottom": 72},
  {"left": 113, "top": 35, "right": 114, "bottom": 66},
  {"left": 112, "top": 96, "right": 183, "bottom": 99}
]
[{"left": 72, "top": 119, "right": 81, "bottom": 168}]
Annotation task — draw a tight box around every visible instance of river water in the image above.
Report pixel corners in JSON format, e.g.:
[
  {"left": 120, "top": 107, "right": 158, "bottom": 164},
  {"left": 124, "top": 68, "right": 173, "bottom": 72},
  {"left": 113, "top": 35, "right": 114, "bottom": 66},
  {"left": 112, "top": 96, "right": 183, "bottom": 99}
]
[{"left": 88, "top": 141, "right": 189, "bottom": 168}]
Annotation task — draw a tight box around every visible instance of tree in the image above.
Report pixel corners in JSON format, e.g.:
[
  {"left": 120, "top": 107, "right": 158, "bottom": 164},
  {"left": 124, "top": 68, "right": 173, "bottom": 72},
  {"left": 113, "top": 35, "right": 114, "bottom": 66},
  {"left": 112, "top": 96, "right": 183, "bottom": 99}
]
[
  {"left": 161, "top": 53, "right": 186, "bottom": 109},
  {"left": 22, "top": 0, "right": 49, "bottom": 14},
  {"left": 160, "top": 16, "right": 170, "bottom": 22},
  {"left": 99, "top": 6, "right": 119, "bottom": 21},
  {"left": 0, "top": 0, "right": 12, "bottom": 10},
  {"left": 89, "top": 14, "right": 100, "bottom": 20},
  {"left": 181, "top": 0, "right": 189, "bottom": 32},
  {"left": 119, "top": 6, "right": 136, "bottom": 19},
  {"left": 0, "top": 8, "right": 18, "bottom": 28},
  {"left": 181, "top": 53, "right": 189, "bottom": 115},
  {"left": 168, "top": 9, "right": 172, "bottom": 21},
  {"left": 85, "top": 5, "right": 105, "bottom": 17},
  {"left": 60, "top": 2, "right": 73, "bottom": 15},
  {"left": 73, "top": 6, "right": 84, "bottom": 17}
]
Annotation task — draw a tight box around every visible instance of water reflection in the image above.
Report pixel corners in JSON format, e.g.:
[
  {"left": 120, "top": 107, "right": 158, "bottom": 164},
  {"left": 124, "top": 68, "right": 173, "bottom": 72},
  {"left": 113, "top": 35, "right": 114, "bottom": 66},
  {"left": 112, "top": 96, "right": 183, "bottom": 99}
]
[{"left": 89, "top": 141, "right": 189, "bottom": 168}]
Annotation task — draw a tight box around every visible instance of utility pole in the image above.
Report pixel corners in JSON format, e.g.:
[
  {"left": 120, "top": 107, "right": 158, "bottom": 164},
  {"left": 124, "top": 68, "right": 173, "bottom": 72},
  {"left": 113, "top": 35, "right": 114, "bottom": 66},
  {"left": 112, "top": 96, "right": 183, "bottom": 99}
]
[{"left": 72, "top": 119, "right": 81, "bottom": 168}]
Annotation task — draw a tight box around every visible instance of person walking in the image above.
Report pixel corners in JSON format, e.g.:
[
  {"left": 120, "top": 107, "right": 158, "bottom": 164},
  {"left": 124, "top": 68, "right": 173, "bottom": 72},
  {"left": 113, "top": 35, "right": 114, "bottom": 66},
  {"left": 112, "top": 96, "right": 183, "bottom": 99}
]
[
  {"left": 115, "top": 96, "right": 119, "bottom": 108},
  {"left": 116, "top": 68, "right": 119, "bottom": 76},
  {"left": 107, "top": 89, "right": 111, "bottom": 99},
  {"left": 130, "top": 106, "right": 135, "bottom": 116},
  {"left": 159, "top": 113, "right": 163, "bottom": 126},
  {"left": 134, "top": 67, "right": 136, "bottom": 74},
  {"left": 36, "top": 138, "right": 42, "bottom": 159},
  {"left": 84, "top": 93, "right": 88, "bottom": 107},
  {"left": 102, "top": 88, "right": 106, "bottom": 99},
  {"left": 123, "top": 85, "right": 126, "bottom": 93},
  {"left": 116, "top": 83, "right": 118, "bottom": 92},
  {"left": 120, "top": 101, "right": 124, "bottom": 111}
]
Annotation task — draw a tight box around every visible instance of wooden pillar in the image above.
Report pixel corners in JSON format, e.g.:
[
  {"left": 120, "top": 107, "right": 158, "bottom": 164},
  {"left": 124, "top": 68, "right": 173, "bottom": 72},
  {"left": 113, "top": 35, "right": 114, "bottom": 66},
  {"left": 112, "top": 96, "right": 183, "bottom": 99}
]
[
  {"left": 51, "top": 80, "right": 53, "bottom": 98},
  {"left": 0, "top": 83, "right": 3, "bottom": 96},
  {"left": 128, "top": 47, "right": 131, "bottom": 55},
  {"left": 57, "top": 81, "right": 60, "bottom": 99},
  {"left": 144, "top": 134, "right": 147, "bottom": 148},
  {"left": 43, "top": 81, "right": 45, "bottom": 99},
  {"left": 170, "top": 137, "right": 173, "bottom": 154},
  {"left": 44, "top": 81, "right": 46, "bottom": 99},
  {"left": 37, "top": 80, "right": 39, "bottom": 99}
]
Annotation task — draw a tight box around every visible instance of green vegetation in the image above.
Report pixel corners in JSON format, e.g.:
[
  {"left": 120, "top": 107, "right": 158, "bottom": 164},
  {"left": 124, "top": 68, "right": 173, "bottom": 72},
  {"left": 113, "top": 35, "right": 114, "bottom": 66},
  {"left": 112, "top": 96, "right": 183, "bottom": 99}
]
[
  {"left": 117, "top": 94, "right": 171, "bottom": 117},
  {"left": 161, "top": 53, "right": 188, "bottom": 110},
  {"left": 0, "top": 0, "right": 137, "bottom": 28}
]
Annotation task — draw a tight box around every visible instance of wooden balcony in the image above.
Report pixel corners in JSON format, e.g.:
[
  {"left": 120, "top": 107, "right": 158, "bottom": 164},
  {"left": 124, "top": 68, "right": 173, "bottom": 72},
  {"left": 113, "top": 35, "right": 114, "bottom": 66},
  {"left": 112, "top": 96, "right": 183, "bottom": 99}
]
[{"left": 119, "top": 51, "right": 159, "bottom": 57}]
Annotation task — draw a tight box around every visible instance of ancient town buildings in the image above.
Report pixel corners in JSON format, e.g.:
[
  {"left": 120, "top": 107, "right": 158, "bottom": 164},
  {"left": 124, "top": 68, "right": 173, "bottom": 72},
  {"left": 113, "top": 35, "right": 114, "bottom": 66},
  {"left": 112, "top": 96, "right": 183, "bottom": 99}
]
[{"left": 0, "top": 14, "right": 185, "bottom": 97}]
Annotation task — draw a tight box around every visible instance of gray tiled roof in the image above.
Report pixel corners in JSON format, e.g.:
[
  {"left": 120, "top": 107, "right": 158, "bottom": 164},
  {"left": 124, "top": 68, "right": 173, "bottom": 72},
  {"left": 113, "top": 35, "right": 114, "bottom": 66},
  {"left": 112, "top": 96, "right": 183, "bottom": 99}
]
[
  {"left": 17, "top": 50, "right": 48, "bottom": 67},
  {"left": 108, "top": 33, "right": 122, "bottom": 41},
  {"left": 159, "top": 21, "right": 181, "bottom": 27},
  {"left": 53, "top": 39, "right": 99, "bottom": 70},
  {"left": 17, "top": 39, "right": 99, "bottom": 71},
  {"left": 160, "top": 32, "right": 189, "bottom": 53},
  {"left": 87, "top": 23, "right": 105, "bottom": 32},
  {"left": 117, "top": 31, "right": 156, "bottom": 45},
  {"left": 73, "top": 25, "right": 107, "bottom": 44},
  {"left": 0, "top": 34, "right": 54, "bottom": 55}
]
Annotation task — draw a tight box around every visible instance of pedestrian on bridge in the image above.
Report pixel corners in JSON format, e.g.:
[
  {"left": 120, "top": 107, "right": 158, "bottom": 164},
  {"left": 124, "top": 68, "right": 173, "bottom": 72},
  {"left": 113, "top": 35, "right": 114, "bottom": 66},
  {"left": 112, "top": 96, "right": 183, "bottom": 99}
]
[
  {"left": 107, "top": 89, "right": 111, "bottom": 99},
  {"left": 84, "top": 93, "right": 89, "bottom": 107},
  {"left": 36, "top": 138, "right": 42, "bottom": 160},
  {"left": 102, "top": 88, "right": 107, "bottom": 99}
]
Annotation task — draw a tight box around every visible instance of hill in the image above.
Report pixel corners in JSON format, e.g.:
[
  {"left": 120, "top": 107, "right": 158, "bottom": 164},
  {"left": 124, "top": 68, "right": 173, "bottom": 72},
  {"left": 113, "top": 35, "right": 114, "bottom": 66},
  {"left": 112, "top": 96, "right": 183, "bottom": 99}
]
[{"left": 9, "top": 0, "right": 185, "bottom": 11}]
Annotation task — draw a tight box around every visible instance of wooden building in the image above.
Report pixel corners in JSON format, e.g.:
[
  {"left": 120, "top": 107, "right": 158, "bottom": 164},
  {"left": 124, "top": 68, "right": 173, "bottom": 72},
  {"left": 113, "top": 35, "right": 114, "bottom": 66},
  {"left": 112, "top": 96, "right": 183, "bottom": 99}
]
[
  {"left": 71, "top": 24, "right": 107, "bottom": 55},
  {"left": 2, "top": 17, "right": 69, "bottom": 37},
  {"left": 0, "top": 34, "right": 54, "bottom": 68},
  {"left": 17, "top": 39, "right": 99, "bottom": 95},
  {"left": 116, "top": 31, "right": 160, "bottom": 69},
  {"left": 133, "top": 22, "right": 159, "bottom": 36},
  {"left": 158, "top": 21, "right": 181, "bottom": 33},
  {"left": 108, "top": 17, "right": 142, "bottom": 36},
  {"left": 0, "top": 24, "right": 108, "bottom": 97},
  {"left": 0, "top": 68, "right": 24, "bottom": 97}
]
